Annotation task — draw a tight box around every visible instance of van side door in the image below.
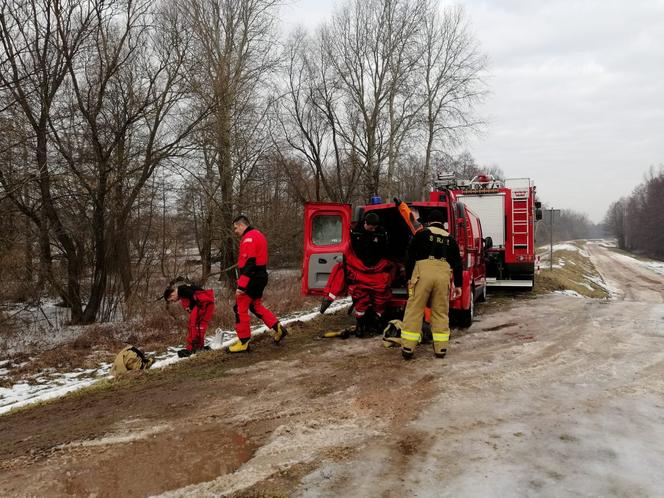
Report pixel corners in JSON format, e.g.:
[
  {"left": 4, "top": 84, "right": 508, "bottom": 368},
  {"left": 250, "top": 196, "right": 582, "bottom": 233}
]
[{"left": 301, "top": 202, "right": 352, "bottom": 295}]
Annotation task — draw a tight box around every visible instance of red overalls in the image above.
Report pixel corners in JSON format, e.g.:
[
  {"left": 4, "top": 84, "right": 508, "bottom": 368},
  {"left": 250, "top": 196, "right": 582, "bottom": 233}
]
[
  {"left": 323, "top": 247, "right": 394, "bottom": 319},
  {"left": 234, "top": 227, "right": 278, "bottom": 340},
  {"left": 178, "top": 287, "right": 215, "bottom": 351}
]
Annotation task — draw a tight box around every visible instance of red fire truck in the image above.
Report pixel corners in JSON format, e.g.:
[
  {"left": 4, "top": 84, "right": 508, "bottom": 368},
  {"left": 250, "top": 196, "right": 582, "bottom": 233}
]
[
  {"left": 301, "top": 183, "right": 488, "bottom": 327},
  {"left": 444, "top": 174, "right": 542, "bottom": 288}
]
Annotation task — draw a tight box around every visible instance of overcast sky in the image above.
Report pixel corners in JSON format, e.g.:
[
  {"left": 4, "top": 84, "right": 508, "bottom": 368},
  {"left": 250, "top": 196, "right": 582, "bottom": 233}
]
[{"left": 280, "top": 0, "right": 664, "bottom": 222}]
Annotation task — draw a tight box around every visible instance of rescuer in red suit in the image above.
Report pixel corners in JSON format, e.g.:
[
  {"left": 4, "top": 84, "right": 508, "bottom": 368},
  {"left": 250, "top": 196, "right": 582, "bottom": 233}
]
[
  {"left": 320, "top": 212, "right": 395, "bottom": 336},
  {"left": 164, "top": 282, "right": 216, "bottom": 358},
  {"left": 228, "top": 214, "right": 288, "bottom": 353}
]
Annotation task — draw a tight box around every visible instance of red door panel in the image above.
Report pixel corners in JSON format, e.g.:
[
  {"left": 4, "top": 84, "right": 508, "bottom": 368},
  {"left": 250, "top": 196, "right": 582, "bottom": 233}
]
[{"left": 301, "top": 202, "right": 352, "bottom": 295}]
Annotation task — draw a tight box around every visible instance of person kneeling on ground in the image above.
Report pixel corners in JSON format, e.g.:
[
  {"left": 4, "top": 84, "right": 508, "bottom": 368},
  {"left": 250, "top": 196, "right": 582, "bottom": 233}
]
[
  {"left": 164, "top": 282, "right": 216, "bottom": 358},
  {"left": 319, "top": 212, "right": 395, "bottom": 337},
  {"left": 111, "top": 345, "right": 155, "bottom": 377}
]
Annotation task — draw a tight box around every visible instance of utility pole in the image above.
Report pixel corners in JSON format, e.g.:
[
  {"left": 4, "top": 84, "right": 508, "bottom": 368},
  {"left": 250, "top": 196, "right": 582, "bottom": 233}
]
[{"left": 548, "top": 208, "right": 560, "bottom": 270}]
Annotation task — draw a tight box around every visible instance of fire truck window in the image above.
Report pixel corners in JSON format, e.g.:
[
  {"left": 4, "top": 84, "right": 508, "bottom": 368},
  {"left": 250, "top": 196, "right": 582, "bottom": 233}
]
[{"left": 312, "top": 215, "right": 343, "bottom": 246}]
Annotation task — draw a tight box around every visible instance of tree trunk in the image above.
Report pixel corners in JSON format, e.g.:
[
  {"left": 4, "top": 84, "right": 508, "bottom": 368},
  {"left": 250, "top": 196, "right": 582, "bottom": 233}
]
[
  {"left": 200, "top": 208, "right": 213, "bottom": 283},
  {"left": 82, "top": 177, "right": 108, "bottom": 323},
  {"left": 218, "top": 85, "right": 236, "bottom": 284},
  {"left": 423, "top": 120, "right": 435, "bottom": 200},
  {"left": 114, "top": 221, "right": 133, "bottom": 300}
]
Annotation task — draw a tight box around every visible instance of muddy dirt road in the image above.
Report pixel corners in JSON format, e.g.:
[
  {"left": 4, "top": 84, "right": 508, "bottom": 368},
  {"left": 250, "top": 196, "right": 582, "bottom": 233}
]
[{"left": 1, "top": 242, "right": 664, "bottom": 497}]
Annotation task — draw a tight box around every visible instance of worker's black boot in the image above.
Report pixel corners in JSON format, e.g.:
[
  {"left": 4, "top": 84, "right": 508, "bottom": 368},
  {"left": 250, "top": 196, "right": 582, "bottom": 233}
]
[
  {"left": 365, "top": 311, "right": 380, "bottom": 336},
  {"left": 354, "top": 316, "right": 366, "bottom": 338}
]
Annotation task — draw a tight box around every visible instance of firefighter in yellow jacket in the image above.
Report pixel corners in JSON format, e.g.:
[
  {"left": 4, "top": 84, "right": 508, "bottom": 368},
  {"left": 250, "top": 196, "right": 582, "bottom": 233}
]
[
  {"left": 401, "top": 210, "right": 462, "bottom": 360},
  {"left": 111, "top": 346, "right": 155, "bottom": 376}
]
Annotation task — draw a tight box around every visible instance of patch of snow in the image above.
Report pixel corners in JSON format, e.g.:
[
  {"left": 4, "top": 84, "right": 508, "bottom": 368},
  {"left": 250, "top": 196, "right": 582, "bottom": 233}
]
[
  {"left": 61, "top": 424, "right": 171, "bottom": 448},
  {"left": 553, "top": 243, "right": 581, "bottom": 252},
  {"left": 538, "top": 242, "right": 590, "bottom": 260},
  {"left": 207, "top": 297, "right": 351, "bottom": 350},
  {"left": 0, "top": 298, "right": 352, "bottom": 416},
  {"left": 608, "top": 251, "right": 664, "bottom": 277},
  {"left": 597, "top": 239, "right": 617, "bottom": 248},
  {"left": 0, "top": 378, "right": 99, "bottom": 415},
  {"left": 584, "top": 274, "right": 617, "bottom": 298},
  {"left": 643, "top": 261, "right": 664, "bottom": 276},
  {"left": 552, "top": 290, "right": 585, "bottom": 299}
]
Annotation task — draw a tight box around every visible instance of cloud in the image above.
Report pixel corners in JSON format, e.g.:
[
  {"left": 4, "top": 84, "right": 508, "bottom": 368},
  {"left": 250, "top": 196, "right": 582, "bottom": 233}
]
[
  {"left": 280, "top": 0, "right": 664, "bottom": 221},
  {"left": 462, "top": 0, "right": 664, "bottom": 221}
]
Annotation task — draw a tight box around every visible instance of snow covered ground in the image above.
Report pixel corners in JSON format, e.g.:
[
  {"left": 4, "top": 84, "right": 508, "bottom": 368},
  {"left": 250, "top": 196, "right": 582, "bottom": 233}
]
[
  {"left": 537, "top": 241, "right": 591, "bottom": 269},
  {"left": 609, "top": 251, "right": 664, "bottom": 276},
  {"left": 552, "top": 289, "right": 585, "bottom": 298},
  {"left": 0, "top": 298, "right": 350, "bottom": 416},
  {"left": 5, "top": 242, "right": 663, "bottom": 416}
]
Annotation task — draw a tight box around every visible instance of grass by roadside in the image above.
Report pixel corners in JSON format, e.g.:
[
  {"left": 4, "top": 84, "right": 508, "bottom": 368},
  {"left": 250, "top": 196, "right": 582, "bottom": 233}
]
[
  {"left": 0, "top": 271, "right": 317, "bottom": 390},
  {"left": 535, "top": 242, "right": 609, "bottom": 299},
  {"left": 0, "top": 310, "right": 351, "bottom": 421}
]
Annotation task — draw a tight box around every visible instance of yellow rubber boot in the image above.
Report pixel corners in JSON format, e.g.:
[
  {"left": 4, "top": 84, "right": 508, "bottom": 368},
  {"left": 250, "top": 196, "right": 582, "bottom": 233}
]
[
  {"left": 272, "top": 323, "right": 288, "bottom": 344},
  {"left": 322, "top": 329, "right": 350, "bottom": 339},
  {"left": 228, "top": 339, "right": 250, "bottom": 353}
]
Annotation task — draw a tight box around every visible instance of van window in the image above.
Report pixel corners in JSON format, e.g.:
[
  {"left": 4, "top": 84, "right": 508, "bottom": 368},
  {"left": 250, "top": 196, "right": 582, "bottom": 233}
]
[{"left": 312, "top": 215, "right": 343, "bottom": 246}]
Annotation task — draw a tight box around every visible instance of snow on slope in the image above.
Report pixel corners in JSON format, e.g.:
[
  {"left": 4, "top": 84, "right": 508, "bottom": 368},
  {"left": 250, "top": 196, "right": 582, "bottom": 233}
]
[{"left": 0, "top": 298, "right": 351, "bottom": 416}]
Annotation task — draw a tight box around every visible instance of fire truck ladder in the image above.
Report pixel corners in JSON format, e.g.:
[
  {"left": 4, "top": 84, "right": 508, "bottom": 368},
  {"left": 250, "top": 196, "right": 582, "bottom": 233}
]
[{"left": 512, "top": 198, "right": 529, "bottom": 252}]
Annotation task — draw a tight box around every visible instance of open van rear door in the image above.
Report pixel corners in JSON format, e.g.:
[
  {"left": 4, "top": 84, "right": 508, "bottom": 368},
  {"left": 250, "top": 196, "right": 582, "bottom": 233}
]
[{"left": 301, "top": 202, "right": 352, "bottom": 295}]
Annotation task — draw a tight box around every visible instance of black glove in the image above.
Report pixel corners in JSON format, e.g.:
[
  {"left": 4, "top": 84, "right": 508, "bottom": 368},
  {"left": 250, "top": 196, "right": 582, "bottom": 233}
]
[{"left": 320, "top": 298, "right": 333, "bottom": 314}]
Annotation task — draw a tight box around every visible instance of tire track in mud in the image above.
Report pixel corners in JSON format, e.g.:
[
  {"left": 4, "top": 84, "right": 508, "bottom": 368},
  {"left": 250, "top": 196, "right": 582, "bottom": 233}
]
[
  {"left": 295, "top": 244, "right": 664, "bottom": 497},
  {"left": 587, "top": 243, "right": 664, "bottom": 302},
  {"left": 3, "top": 243, "right": 664, "bottom": 497}
]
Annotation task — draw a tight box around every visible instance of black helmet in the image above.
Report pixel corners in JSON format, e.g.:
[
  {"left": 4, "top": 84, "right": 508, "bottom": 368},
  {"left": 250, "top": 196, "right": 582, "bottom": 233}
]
[{"left": 364, "top": 212, "right": 380, "bottom": 226}]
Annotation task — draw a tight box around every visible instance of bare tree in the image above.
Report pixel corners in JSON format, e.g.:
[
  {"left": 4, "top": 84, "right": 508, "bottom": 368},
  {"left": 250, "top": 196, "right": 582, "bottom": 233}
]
[
  {"left": 419, "top": 5, "right": 487, "bottom": 198},
  {"left": 433, "top": 151, "right": 503, "bottom": 182},
  {"left": 0, "top": 0, "right": 203, "bottom": 323},
  {"left": 0, "top": 0, "right": 96, "bottom": 321},
  {"left": 320, "top": 0, "right": 427, "bottom": 199},
  {"left": 605, "top": 167, "right": 664, "bottom": 257},
  {"left": 171, "top": 0, "right": 280, "bottom": 283},
  {"left": 604, "top": 198, "right": 626, "bottom": 249},
  {"left": 383, "top": 0, "right": 428, "bottom": 192},
  {"left": 274, "top": 28, "right": 360, "bottom": 203}
]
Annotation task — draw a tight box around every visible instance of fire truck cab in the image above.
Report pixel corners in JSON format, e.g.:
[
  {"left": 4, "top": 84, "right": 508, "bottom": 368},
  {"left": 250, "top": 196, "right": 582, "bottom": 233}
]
[
  {"left": 445, "top": 174, "right": 542, "bottom": 288},
  {"left": 301, "top": 186, "right": 487, "bottom": 327}
]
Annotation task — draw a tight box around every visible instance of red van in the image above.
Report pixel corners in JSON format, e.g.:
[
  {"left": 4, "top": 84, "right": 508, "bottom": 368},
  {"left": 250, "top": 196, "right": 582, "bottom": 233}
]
[{"left": 301, "top": 188, "right": 487, "bottom": 327}]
